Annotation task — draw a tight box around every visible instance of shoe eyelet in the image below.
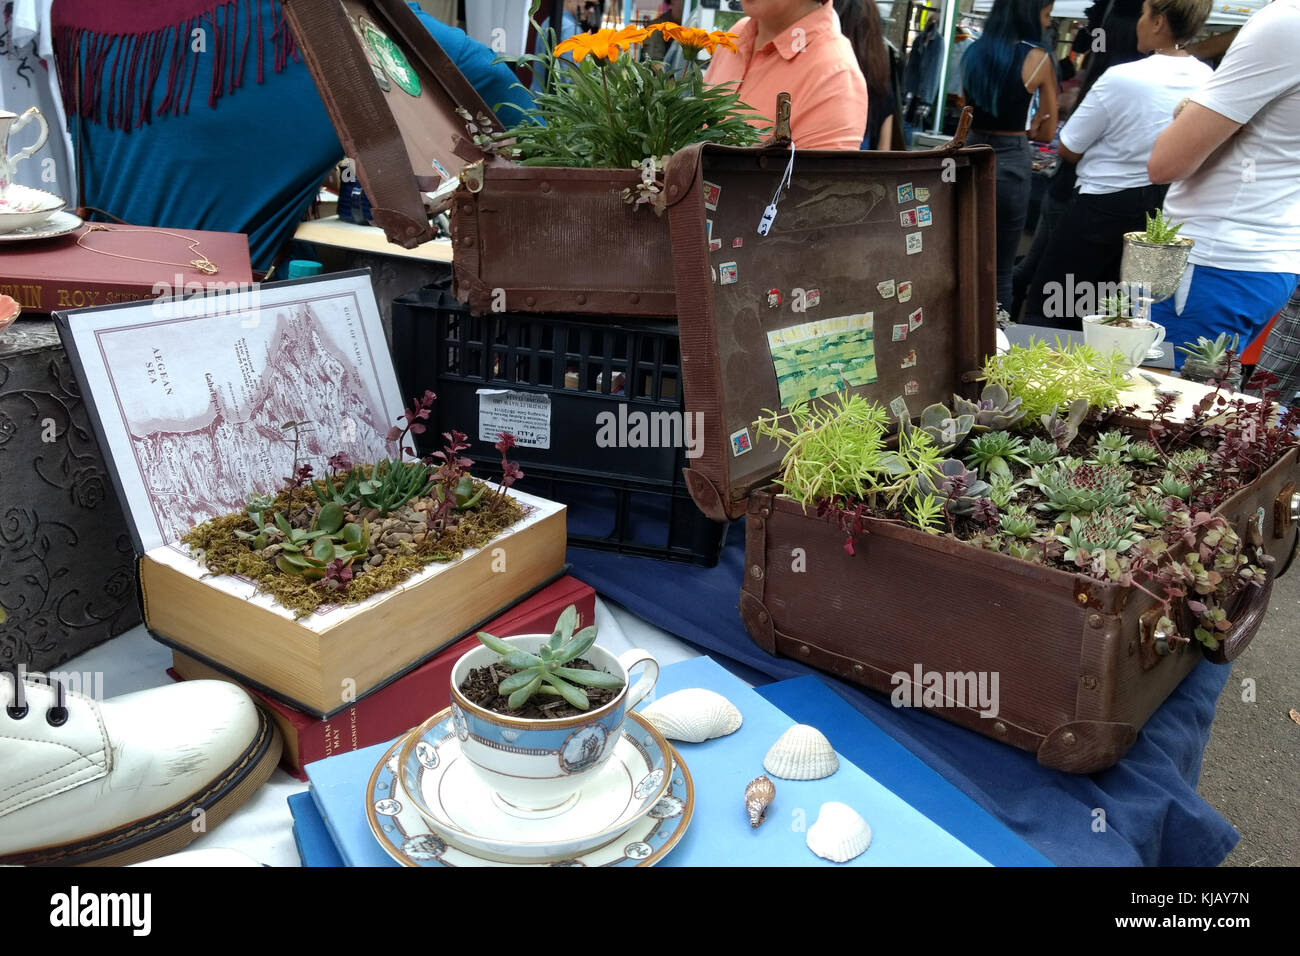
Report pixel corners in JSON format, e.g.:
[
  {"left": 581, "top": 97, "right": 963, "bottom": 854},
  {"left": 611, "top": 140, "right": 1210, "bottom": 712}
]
[
  {"left": 6, "top": 704, "right": 29, "bottom": 720},
  {"left": 46, "top": 706, "right": 69, "bottom": 727}
]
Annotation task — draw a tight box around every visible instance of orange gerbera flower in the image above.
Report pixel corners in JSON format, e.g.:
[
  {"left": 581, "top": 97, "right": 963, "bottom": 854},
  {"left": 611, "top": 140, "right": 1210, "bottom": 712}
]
[
  {"left": 709, "top": 30, "right": 741, "bottom": 54},
  {"left": 660, "top": 24, "right": 740, "bottom": 55},
  {"left": 555, "top": 28, "right": 621, "bottom": 62},
  {"left": 612, "top": 24, "right": 650, "bottom": 48}
]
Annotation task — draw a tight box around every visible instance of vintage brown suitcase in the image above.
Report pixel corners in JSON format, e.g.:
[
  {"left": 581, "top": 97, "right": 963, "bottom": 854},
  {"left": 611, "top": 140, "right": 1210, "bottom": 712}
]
[
  {"left": 662, "top": 128, "right": 1300, "bottom": 773},
  {"left": 281, "top": 0, "right": 675, "bottom": 316}
]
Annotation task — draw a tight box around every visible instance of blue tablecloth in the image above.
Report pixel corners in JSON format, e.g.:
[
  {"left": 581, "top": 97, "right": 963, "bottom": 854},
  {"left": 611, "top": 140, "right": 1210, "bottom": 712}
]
[{"left": 565, "top": 520, "right": 1240, "bottom": 867}]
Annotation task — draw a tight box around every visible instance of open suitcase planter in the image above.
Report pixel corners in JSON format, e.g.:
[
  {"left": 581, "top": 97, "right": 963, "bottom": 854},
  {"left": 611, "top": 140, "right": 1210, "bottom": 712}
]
[
  {"left": 281, "top": 0, "right": 675, "bottom": 317},
  {"left": 663, "top": 133, "right": 1300, "bottom": 772}
]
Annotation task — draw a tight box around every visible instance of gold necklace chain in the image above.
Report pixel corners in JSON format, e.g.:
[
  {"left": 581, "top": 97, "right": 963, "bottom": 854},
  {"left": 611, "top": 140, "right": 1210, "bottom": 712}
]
[{"left": 76, "top": 223, "right": 220, "bottom": 275}]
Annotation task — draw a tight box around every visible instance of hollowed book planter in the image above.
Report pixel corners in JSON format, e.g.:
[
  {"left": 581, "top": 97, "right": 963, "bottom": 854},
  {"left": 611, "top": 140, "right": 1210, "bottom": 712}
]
[
  {"left": 662, "top": 133, "right": 1300, "bottom": 773},
  {"left": 56, "top": 271, "right": 566, "bottom": 718}
]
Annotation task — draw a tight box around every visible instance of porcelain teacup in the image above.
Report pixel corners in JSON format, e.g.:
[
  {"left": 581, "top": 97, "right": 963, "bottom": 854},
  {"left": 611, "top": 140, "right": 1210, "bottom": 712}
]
[
  {"left": 0, "top": 108, "right": 49, "bottom": 201},
  {"left": 1082, "top": 315, "right": 1166, "bottom": 372},
  {"left": 448, "top": 634, "right": 659, "bottom": 816}
]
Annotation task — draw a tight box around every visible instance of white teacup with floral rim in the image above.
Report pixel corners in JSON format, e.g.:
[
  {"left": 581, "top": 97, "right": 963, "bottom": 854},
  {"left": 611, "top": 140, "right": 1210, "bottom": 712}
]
[{"left": 448, "top": 622, "right": 659, "bottom": 817}]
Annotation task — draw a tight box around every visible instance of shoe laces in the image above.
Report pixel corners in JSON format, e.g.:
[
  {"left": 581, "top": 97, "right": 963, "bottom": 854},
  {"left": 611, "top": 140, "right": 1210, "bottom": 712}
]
[{"left": 5, "top": 668, "right": 70, "bottom": 727}]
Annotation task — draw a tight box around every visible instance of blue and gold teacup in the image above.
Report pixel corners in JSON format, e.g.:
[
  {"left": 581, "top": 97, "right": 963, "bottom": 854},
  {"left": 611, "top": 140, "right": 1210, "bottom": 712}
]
[{"left": 449, "top": 635, "right": 659, "bottom": 815}]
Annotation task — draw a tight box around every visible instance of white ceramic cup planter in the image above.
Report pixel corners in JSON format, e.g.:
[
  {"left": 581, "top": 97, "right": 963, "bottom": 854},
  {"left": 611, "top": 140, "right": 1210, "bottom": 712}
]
[
  {"left": 448, "top": 634, "right": 659, "bottom": 815},
  {"left": 1081, "top": 316, "right": 1166, "bottom": 373}
]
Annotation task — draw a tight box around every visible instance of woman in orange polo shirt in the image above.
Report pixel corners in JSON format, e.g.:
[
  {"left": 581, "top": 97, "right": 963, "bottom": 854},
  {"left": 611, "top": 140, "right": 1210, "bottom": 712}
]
[{"left": 704, "top": 0, "right": 869, "bottom": 150}]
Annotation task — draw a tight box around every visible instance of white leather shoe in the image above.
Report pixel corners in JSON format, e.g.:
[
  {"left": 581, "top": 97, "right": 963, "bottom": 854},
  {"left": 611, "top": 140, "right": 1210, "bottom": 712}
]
[{"left": 0, "top": 671, "right": 281, "bottom": 866}]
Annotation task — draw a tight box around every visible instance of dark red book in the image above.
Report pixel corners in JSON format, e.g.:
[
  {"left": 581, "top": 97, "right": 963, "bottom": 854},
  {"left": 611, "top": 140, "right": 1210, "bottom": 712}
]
[
  {"left": 0, "top": 223, "right": 253, "bottom": 314},
  {"left": 169, "top": 575, "right": 596, "bottom": 779}
]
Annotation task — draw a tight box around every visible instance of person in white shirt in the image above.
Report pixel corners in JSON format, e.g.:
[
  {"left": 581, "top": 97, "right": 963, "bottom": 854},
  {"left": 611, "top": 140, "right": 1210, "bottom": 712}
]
[
  {"left": 1021, "top": 0, "right": 1212, "bottom": 328},
  {"left": 1148, "top": 0, "right": 1300, "bottom": 367}
]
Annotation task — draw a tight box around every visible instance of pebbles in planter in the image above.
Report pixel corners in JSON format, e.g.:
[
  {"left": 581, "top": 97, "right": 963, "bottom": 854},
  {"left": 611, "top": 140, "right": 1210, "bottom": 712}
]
[
  {"left": 763, "top": 724, "right": 838, "bottom": 780},
  {"left": 640, "top": 688, "right": 742, "bottom": 743}
]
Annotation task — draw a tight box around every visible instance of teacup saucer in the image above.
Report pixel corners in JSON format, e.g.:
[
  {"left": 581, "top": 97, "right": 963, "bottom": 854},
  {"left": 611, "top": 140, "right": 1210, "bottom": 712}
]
[
  {"left": 368, "top": 734, "right": 693, "bottom": 867},
  {"left": 0, "top": 185, "right": 65, "bottom": 233},
  {"left": 395, "top": 708, "right": 674, "bottom": 863}
]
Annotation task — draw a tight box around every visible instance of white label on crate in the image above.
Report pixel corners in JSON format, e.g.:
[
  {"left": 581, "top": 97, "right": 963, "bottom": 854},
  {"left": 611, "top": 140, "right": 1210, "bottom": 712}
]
[{"left": 477, "top": 389, "right": 552, "bottom": 449}]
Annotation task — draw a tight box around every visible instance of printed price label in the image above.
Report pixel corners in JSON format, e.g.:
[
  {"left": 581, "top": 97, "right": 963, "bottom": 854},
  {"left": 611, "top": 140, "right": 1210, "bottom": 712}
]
[{"left": 477, "top": 389, "right": 551, "bottom": 449}]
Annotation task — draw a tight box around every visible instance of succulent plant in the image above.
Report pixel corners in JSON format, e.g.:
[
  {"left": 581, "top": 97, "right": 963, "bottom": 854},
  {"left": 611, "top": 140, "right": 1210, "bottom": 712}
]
[
  {"left": 1040, "top": 399, "right": 1089, "bottom": 451},
  {"left": 952, "top": 383, "right": 1026, "bottom": 433},
  {"left": 1165, "top": 447, "right": 1209, "bottom": 476},
  {"left": 1132, "top": 492, "right": 1172, "bottom": 525},
  {"left": 964, "top": 432, "right": 1029, "bottom": 480},
  {"left": 999, "top": 506, "right": 1037, "bottom": 539},
  {"left": 1004, "top": 540, "right": 1040, "bottom": 562},
  {"left": 899, "top": 402, "right": 976, "bottom": 455},
  {"left": 1095, "top": 431, "right": 1131, "bottom": 454},
  {"left": 1155, "top": 471, "right": 1192, "bottom": 500},
  {"left": 1090, "top": 446, "right": 1127, "bottom": 466},
  {"left": 1141, "top": 208, "right": 1185, "bottom": 244},
  {"left": 988, "top": 472, "right": 1018, "bottom": 508},
  {"left": 915, "top": 459, "right": 993, "bottom": 516},
  {"left": 1127, "top": 441, "right": 1160, "bottom": 466},
  {"left": 1057, "top": 507, "right": 1143, "bottom": 563},
  {"left": 270, "top": 506, "right": 372, "bottom": 580},
  {"left": 1031, "top": 460, "right": 1131, "bottom": 517},
  {"left": 1024, "top": 436, "right": 1059, "bottom": 466},
  {"left": 475, "top": 605, "right": 623, "bottom": 711}
]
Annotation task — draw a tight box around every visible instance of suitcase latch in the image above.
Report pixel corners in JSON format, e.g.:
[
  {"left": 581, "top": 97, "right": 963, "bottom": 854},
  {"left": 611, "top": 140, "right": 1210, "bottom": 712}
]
[
  {"left": 1139, "top": 606, "right": 1189, "bottom": 670},
  {"left": 460, "top": 160, "right": 485, "bottom": 194}
]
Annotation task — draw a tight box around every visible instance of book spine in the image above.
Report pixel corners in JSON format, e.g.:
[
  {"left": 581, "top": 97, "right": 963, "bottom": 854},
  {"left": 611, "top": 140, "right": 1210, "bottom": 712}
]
[{"left": 0, "top": 279, "right": 161, "bottom": 313}]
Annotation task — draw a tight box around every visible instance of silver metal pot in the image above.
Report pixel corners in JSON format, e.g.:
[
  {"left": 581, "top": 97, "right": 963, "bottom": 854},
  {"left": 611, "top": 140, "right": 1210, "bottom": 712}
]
[{"left": 1121, "top": 234, "right": 1194, "bottom": 304}]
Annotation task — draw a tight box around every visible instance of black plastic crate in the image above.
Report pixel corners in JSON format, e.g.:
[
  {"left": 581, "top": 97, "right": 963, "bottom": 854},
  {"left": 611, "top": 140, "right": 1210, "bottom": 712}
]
[{"left": 391, "top": 283, "right": 727, "bottom": 566}]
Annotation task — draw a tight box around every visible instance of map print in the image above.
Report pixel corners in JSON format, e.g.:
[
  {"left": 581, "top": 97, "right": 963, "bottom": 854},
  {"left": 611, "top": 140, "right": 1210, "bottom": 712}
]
[
  {"left": 766, "top": 313, "right": 878, "bottom": 408},
  {"left": 90, "top": 285, "right": 399, "bottom": 551}
]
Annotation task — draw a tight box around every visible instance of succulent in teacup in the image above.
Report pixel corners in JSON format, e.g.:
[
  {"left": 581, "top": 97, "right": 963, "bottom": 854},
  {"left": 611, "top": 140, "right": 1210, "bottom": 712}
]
[{"left": 476, "top": 605, "right": 624, "bottom": 711}]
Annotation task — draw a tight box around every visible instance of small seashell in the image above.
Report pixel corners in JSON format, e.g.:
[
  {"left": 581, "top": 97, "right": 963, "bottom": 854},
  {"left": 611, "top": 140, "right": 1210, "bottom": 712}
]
[
  {"left": 745, "top": 775, "right": 776, "bottom": 828},
  {"left": 806, "top": 802, "right": 871, "bottom": 863},
  {"left": 640, "top": 689, "right": 742, "bottom": 743},
  {"left": 763, "top": 724, "right": 838, "bottom": 780}
]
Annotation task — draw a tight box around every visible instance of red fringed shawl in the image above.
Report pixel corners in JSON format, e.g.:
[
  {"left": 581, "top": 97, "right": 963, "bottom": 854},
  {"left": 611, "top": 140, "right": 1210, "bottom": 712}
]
[{"left": 51, "top": 0, "right": 299, "bottom": 129}]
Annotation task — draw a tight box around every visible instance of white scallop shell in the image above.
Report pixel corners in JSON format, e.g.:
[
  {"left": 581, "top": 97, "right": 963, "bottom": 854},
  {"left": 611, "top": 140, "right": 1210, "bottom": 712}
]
[
  {"left": 806, "top": 802, "right": 871, "bottom": 863},
  {"left": 762, "top": 724, "right": 838, "bottom": 780},
  {"left": 640, "top": 689, "right": 742, "bottom": 744}
]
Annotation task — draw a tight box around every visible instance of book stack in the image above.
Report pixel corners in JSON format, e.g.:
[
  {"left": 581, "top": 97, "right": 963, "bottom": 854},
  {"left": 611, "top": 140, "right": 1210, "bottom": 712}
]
[
  {"left": 287, "top": 655, "right": 1052, "bottom": 868},
  {"left": 170, "top": 575, "right": 595, "bottom": 779}
]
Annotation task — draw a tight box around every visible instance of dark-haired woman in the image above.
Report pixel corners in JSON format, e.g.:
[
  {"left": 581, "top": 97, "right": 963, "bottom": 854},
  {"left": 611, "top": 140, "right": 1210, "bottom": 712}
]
[
  {"left": 835, "top": 0, "right": 901, "bottom": 149},
  {"left": 961, "top": 0, "right": 1059, "bottom": 311}
]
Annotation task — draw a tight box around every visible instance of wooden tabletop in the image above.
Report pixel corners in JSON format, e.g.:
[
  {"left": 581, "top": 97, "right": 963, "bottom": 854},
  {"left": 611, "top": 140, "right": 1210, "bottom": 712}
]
[{"left": 294, "top": 216, "right": 453, "bottom": 262}]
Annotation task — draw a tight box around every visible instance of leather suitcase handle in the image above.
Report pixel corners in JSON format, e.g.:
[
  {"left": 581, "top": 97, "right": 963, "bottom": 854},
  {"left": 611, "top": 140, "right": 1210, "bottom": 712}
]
[{"left": 1202, "top": 554, "right": 1276, "bottom": 664}]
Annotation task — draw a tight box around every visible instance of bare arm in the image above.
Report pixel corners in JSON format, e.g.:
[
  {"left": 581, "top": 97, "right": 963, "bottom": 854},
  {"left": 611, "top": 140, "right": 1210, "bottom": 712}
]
[
  {"left": 1147, "top": 100, "right": 1243, "bottom": 184},
  {"left": 1058, "top": 142, "right": 1082, "bottom": 164},
  {"left": 1026, "top": 50, "right": 1058, "bottom": 142},
  {"left": 877, "top": 114, "right": 894, "bottom": 151}
]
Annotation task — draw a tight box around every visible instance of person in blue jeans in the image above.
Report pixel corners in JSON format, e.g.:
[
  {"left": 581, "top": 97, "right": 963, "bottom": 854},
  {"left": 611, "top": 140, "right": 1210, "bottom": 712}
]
[
  {"left": 52, "top": 0, "right": 532, "bottom": 273},
  {"left": 1147, "top": 0, "right": 1300, "bottom": 368},
  {"left": 960, "top": 0, "right": 1059, "bottom": 312}
]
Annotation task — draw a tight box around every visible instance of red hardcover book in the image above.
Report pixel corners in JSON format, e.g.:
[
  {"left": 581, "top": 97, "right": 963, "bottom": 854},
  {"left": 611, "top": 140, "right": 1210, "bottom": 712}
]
[
  {"left": 0, "top": 224, "right": 253, "bottom": 314},
  {"left": 169, "top": 575, "right": 596, "bottom": 779}
]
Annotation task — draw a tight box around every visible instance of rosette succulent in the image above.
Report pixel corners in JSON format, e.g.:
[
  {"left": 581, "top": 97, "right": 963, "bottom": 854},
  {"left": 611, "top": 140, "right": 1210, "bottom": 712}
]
[
  {"left": 1031, "top": 460, "right": 1131, "bottom": 516},
  {"left": 915, "top": 459, "right": 992, "bottom": 516},
  {"left": 1155, "top": 471, "right": 1192, "bottom": 500},
  {"left": 1127, "top": 441, "right": 1159, "bottom": 466},
  {"left": 1165, "top": 447, "right": 1209, "bottom": 477},
  {"left": 899, "top": 402, "right": 975, "bottom": 455},
  {"left": 1133, "top": 492, "right": 1172, "bottom": 525},
  {"left": 965, "top": 432, "right": 1029, "bottom": 480},
  {"left": 998, "top": 505, "right": 1037, "bottom": 539},
  {"left": 475, "top": 605, "right": 623, "bottom": 711},
  {"left": 952, "top": 383, "right": 1025, "bottom": 433},
  {"left": 1057, "top": 507, "right": 1143, "bottom": 563},
  {"left": 1025, "top": 436, "right": 1059, "bottom": 466}
]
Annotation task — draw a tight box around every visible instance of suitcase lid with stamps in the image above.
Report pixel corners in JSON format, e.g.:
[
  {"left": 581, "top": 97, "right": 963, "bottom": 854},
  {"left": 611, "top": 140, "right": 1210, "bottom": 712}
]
[{"left": 661, "top": 113, "right": 998, "bottom": 520}]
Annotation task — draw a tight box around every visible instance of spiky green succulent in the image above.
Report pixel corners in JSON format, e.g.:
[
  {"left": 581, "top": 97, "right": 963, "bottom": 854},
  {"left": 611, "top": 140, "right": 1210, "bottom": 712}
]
[
  {"left": 1127, "top": 441, "right": 1159, "bottom": 466},
  {"left": 965, "top": 432, "right": 1029, "bottom": 480},
  {"left": 1155, "top": 471, "right": 1192, "bottom": 500},
  {"left": 1004, "top": 540, "right": 1041, "bottom": 562},
  {"left": 1175, "top": 333, "right": 1239, "bottom": 367},
  {"left": 1057, "top": 508, "right": 1143, "bottom": 563},
  {"left": 476, "top": 605, "right": 623, "bottom": 711},
  {"left": 1165, "top": 447, "right": 1209, "bottom": 477},
  {"left": 989, "top": 472, "right": 1018, "bottom": 508},
  {"left": 1024, "top": 436, "right": 1059, "bottom": 466},
  {"left": 1132, "top": 492, "right": 1172, "bottom": 525},
  {"left": 952, "top": 383, "right": 1026, "bottom": 433},
  {"left": 999, "top": 505, "right": 1037, "bottom": 539},
  {"left": 1095, "top": 431, "right": 1131, "bottom": 454},
  {"left": 1091, "top": 446, "right": 1127, "bottom": 466},
  {"left": 899, "top": 402, "right": 975, "bottom": 455},
  {"left": 915, "top": 459, "right": 992, "bottom": 516},
  {"left": 905, "top": 493, "right": 945, "bottom": 534},
  {"left": 1031, "top": 460, "right": 1131, "bottom": 517}
]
